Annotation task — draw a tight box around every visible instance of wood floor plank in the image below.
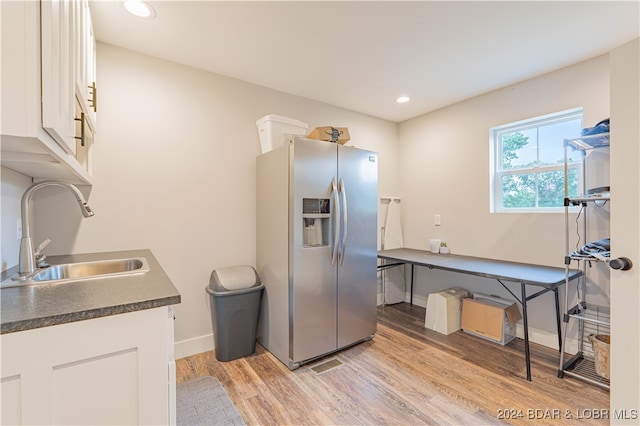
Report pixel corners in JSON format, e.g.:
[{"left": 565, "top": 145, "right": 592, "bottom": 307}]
[
  {"left": 290, "top": 357, "right": 366, "bottom": 425},
  {"left": 176, "top": 303, "right": 609, "bottom": 425},
  {"left": 340, "top": 338, "right": 487, "bottom": 425}
]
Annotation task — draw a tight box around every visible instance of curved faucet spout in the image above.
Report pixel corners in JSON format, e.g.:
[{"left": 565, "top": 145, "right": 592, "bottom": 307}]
[{"left": 18, "top": 181, "right": 95, "bottom": 276}]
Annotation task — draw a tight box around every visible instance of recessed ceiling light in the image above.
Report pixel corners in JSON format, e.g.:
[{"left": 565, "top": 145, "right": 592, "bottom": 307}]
[
  {"left": 124, "top": 0, "right": 156, "bottom": 19},
  {"left": 396, "top": 96, "right": 410, "bottom": 104}
]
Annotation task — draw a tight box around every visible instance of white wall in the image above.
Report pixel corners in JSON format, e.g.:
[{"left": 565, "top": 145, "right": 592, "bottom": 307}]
[
  {"left": 28, "top": 43, "right": 400, "bottom": 358},
  {"left": 0, "top": 167, "right": 33, "bottom": 272},
  {"left": 396, "top": 55, "right": 611, "bottom": 349}
]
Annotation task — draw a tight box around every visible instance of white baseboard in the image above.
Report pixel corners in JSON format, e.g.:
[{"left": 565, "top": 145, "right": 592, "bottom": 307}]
[
  {"left": 407, "top": 293, "right": 428, "bottom": 308},
  {"left": 515, "top": 323, "right": 565, "bottom": 351},
  {"left": 377, "top": 292, "right": 428, "bottom": 307},
  {"left": 174, "top": 333, "right": 214, "bottom": 360}
]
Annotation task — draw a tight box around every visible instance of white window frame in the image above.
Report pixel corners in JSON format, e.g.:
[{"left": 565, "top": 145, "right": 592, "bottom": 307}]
[{"left": 490, "top": 108, "right": 584, "bottom": 213}]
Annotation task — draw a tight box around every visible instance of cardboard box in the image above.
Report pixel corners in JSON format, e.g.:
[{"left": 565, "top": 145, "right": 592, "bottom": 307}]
[
  {"left": 306, "top": 126, "right": 350, "bottom": 144},
  {"left": 424, "top": 287, "right": 470, "bottom": 335},
  {"left": 461, "top": 294, "right": 522, "bottom": 345}
]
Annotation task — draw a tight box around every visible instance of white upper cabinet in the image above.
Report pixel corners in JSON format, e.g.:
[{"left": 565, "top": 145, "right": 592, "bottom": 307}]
[
  {"left": 41, "top": 0, "right": 76, "bottom": 155},
  {"left": 74, "top": 0, "right": 97, "bottom": 128},
  {"left": 0, "top": 0, "right": 96, "bottom": 185}
]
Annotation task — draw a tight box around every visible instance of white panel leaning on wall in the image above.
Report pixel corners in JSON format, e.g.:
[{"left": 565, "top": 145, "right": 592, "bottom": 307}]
[{"left": 380, "top": 197, "right": 405, "bottom": 305}]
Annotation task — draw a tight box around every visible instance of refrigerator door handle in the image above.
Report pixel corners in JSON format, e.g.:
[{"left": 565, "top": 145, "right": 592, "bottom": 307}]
[
  {"left": 339, "top": 178, "right": 347, "bottom": 266},
  {"left": 331, "top": 178, "right": 340, "bottom": 266}
]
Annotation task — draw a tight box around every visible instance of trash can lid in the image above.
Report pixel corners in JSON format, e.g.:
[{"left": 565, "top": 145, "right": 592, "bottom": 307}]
[{"left": 209, "top": 265, "right": 261, "bottom": 291}]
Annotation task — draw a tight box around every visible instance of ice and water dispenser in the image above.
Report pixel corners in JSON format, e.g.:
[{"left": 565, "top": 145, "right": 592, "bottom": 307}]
[{"left": 302, "top": 198, "right": 330, "bottom": 247}]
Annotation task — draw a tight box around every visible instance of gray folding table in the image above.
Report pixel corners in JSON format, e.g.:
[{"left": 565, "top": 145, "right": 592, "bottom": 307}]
[{"left": 377, "top": 248, "right": 582, "bottom": 381}]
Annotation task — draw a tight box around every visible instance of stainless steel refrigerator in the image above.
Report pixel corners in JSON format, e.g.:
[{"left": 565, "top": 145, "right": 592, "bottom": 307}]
[{"left": 256, "top": 136, "right": 378, "bottom": 370}]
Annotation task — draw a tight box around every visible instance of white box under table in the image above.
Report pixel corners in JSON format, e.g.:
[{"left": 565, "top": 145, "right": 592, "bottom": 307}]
[{"left": 424, "top": 287, "right": 470, "bottom": 335}]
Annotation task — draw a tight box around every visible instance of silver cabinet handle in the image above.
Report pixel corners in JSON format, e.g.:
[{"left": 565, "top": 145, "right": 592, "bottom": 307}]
[
  {"left": 331, "top": 178, "right": 340, "bottom": 267},
  {"left": 339, "top": 179, "right": 347, "bottom": 267}
]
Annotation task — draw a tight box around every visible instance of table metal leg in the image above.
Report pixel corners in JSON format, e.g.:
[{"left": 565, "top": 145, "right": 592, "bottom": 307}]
[
  {"left": 383, "top": 263, "right": 387, "bottom": 306},
  {"left": 410, "top": 264, "right": 415, "bottom": 305},
  {"left": 554, "top": 288, "right": 562, "bottom": 351},
  {"left": 520, "top": 282, "right": 532, "bottom": 381}
]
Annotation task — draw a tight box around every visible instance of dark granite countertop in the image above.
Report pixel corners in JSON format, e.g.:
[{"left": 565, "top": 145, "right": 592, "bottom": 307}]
[{"left": 1, "top": 249, "right": 181, "bottom": 334}]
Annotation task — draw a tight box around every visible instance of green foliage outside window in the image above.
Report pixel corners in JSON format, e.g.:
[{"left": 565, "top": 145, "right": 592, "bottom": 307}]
[{"left": 499, "top": 132, "right": 578, "bottom": 209}]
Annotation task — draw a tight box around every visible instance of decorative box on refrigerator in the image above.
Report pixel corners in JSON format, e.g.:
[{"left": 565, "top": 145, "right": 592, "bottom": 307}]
[{"left": 256, "top": 136, "right": 378, "bottom": 369}]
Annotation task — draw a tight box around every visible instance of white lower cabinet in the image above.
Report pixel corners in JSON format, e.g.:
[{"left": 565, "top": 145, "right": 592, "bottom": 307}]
[{"left": 1, "top": 307, "right": 175, "bottom": 425}]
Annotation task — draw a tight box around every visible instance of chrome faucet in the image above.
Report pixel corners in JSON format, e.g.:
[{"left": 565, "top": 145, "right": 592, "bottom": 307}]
[{"left": 18, "top": 181, "right": 95, "bottom": 276}]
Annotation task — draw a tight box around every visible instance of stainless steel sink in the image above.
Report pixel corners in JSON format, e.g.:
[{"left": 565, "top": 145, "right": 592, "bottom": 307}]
[{"left": 1, "top": 258, "right": 150, "bottom": 288}]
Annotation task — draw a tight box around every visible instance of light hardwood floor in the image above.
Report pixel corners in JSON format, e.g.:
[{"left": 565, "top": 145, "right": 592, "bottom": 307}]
[{"left": 176, "top": 303, "right": 609, "bottom": 425}]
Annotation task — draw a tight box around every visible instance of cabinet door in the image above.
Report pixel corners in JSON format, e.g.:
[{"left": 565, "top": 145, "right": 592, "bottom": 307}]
[
  {"left": 74, "top": 0, "right": 97, "bottom": 127},
  {"left": 0, "top": 1, "right": 40, "bottom": 139},
  {"left": 41, "top": 0, "right": 76, "bottom": 155},
  {"left": 74, "top": 95, "right": 94, "bottom": 175},
  {"left": 0, "top": 307, "right": 172, "bottom": 425}
]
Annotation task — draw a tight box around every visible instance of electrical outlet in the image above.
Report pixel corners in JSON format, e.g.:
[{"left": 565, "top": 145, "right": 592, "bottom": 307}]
[
  {"left": 434, "top": 214, "right": 441, "bottom": 226},
  {"left": 17, "top": 218, "right": 22, "bottom": 240}
]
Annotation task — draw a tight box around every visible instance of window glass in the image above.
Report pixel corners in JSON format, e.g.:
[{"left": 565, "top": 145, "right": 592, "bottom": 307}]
[{"left": 491, "top": 109, "right": 583, "bottom": 212}]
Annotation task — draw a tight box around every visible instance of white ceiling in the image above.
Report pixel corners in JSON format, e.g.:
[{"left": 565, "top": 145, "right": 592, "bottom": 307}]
[{"left": 90, "top": 1, "right": 639, "bottom": 123}]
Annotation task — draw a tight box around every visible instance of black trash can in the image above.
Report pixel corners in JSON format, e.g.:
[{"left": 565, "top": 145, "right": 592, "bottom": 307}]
[{"left": 206, "top": 265, "right": 264, "bottom": 362}]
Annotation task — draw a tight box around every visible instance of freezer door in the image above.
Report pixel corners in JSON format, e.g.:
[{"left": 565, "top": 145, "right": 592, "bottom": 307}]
[
  {"left": 291, "top": 138, "right": 339, "bottom": 363},
  {"left": 337, "top": 145, "right": 378, "bottom": 348}
]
